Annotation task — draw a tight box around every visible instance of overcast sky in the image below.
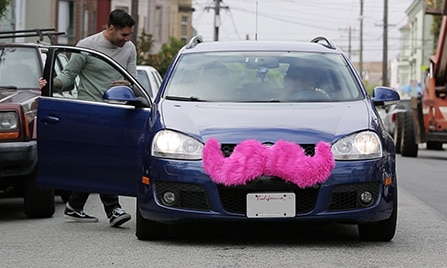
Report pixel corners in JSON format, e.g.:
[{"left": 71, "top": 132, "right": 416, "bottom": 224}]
[{"left": 192, "top": 0, "right": 415, "bottom": 62}]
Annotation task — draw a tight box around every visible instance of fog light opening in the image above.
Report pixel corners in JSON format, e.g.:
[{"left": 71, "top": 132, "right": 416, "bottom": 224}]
[
  {"left": 360, "top": 191, "right": 374, "bottom": 206},
  {"left": 162, "top": 191, "right": 177, "bottom": 206}
]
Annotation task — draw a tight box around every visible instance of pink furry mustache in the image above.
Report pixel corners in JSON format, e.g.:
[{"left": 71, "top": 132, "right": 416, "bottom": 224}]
[{"left": 202, "top": 138, "right": 335, "bottom": 188}]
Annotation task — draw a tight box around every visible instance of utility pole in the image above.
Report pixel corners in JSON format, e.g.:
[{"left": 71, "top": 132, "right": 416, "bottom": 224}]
[
  {"left": 214, "top": 0, "right": 220, "bottom": 41},
  {"left": 339, "top": 26, "right": 356, "bottom": 58},
  {"left": 382, "top": 0, "right": 388, "bottom": 86},
  {"left": 349, "top": 26, "right": 352, "bottom": 58},
  {"left": 359, "top": 0, "right": 363, "bottom": 80},
  {"left": 205, "top": 0, "right": 229, "bottom": 41}
]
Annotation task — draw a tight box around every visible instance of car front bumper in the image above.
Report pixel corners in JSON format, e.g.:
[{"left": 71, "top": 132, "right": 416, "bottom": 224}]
[
  {"left": 0, "top": 141, "right": 37, "bottom": 178},
  {"left": 138, "top": 157, "right": 396, "bottom": 224}
]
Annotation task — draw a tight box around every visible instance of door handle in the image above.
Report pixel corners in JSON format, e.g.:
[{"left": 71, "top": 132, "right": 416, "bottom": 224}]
[{"left": 40, "top": 116, "right": 60, "bottom": 124}]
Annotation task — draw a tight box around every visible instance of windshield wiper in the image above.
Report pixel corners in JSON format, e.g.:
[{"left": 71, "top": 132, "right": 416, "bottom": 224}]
[{"left": 165, "top": 95, "right": 203, "bottom": 101}]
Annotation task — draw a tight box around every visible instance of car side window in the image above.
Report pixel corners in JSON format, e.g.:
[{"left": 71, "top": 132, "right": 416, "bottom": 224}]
[{"left": 0, "top": 47, "right": 41, "bottom": 89}]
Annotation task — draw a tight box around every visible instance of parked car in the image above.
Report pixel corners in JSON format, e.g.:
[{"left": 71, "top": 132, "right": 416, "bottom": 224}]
[
  {"left": 382, "top": 98, "right": 410, "bottom": 136},
  {"left": 37, "top": 36, "right": 400, "bottom": 241},
  {"left": 381, "top": 98, "right": 411, "bottom": 153},
  {"left": 0, "top": 29, "right": 65, "bottom": 217},
  {"left": 136, "top": 65, "right": 162, "bottom": 101}
]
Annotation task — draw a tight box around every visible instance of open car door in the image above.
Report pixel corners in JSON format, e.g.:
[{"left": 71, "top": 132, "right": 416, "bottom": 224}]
[{"left": 37, "top": 46, "right": 152, "bottom": 196}]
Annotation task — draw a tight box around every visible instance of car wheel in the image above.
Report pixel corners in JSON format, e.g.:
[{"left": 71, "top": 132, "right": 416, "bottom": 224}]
[
  {"left": 400, "top": 110, "right": 418, "bottom": 157},
  {"left": 426, "top": 141, "right": 443, "bottom": 150},
  {"left": 393, "top": 113, "right": 404, "bottom": 154},
  {"left": 23, "top": 170, "right": 55, "bottom": 218},
  {"left": 136, "top": 201, "right": 169, "bottom": 240},
  {"left": 358, "top": 188, "right": 397, "bottom": 241}
]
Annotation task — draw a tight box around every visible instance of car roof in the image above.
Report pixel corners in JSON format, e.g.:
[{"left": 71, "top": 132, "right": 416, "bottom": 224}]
[
  {"left": 137, "top": 65, "right": 158, "bottom": 71},
  {"left": 180, "top": 39, "right": 343, "bottom": 55},
  {"left": 0, "top": 42, "right": 48, "bottom": 48}
]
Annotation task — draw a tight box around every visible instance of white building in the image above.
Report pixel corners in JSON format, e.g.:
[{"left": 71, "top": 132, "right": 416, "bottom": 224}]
[{"left": 398, "top": 0, "right": 435, "bottom": 90}]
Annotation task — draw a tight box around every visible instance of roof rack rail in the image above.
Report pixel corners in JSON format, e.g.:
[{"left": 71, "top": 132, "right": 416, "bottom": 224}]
[
  {"left": 0, "top": 28, "right": 65, "bottom": 44},
  {"left": 186, "top": 35, "right": 203, "bottom": 49},
  {"left": 310, "top": 36, "right": 336, "bottom": 49}
]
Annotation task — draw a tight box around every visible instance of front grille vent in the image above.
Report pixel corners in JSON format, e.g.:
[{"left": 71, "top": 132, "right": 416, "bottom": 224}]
[
  {"left": 328, "top": 182, "right": 380, "bottom": 211},
  {"left": 220, "top": 143, "right": 316, "bottom": 157},
  {"left": 218, "top": 177, "right": 319, "bottom": 215},
  {"left": 154, "top": 181, "right": 210, "bottom": 211}
]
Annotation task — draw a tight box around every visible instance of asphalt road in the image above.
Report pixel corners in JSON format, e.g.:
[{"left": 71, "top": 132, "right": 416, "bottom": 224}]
[{"left": 1, "top": 146, "right": 446, "bottom": 267}]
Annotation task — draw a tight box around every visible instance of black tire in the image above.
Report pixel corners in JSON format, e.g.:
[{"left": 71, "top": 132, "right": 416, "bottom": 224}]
[
  {"left": 358, "top": 188, "right": 397, "bottom": 241},
  {"left": 393, "top": 113, "right": 404, "bottom": 154},
  {"left": 426, "top": 141, "right": 443, "bottom": 150},
  {"left": 23, "top": 170, "right": 55, "bottom": 218},
  {"left": 400, "top": 111, "right": 418, "bottom": 157},
  {"left": 136, "top": 201, "right": 169, "bottom": 241}
]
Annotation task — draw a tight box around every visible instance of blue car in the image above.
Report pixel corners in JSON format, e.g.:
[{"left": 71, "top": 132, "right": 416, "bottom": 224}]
[{"left": 37, "top": 36, "right": 400, "bottom": 241}]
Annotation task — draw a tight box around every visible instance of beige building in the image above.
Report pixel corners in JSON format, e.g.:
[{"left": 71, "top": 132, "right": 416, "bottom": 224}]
[
  {"left": 145, "top": 0, "right": 195, "bottom": 52},
  {"left": 5, "top": 0, "right": 194, "bottom": 52},
  {"left": 113, "top": 0, "right": 194, "bottom": 52}
]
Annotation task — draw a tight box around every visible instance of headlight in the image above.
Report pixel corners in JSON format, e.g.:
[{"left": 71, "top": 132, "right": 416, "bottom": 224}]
[
  {"left": 151, "top": 130, "right": 203, "bottom": 160},
  {"left": 331, "top": 131, "right": 382, "bottom": 160},
  {"left": 0, "top": 112, "right": 19, "bottom": 130}
]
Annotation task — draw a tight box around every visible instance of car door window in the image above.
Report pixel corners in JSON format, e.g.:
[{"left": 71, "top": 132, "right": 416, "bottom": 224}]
[{"left": 49, "top": 49, "right": 140, "bottom": 103}]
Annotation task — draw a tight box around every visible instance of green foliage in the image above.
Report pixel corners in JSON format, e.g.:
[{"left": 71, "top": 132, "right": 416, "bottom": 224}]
[
  {"left": 430, "top": 0, "right": 443, "bottom": 46},
  {"left": 363, "top": 80, "right": 376, "bottom": 96},
  {"left": 136, "top": 30, "right": 154, "bottom": 65},
  {"left": 136, "top": 32, "right": 185, "bottom": 76},
  {"left": 0, "top": 0, "right": 11, "bottom": 19}
]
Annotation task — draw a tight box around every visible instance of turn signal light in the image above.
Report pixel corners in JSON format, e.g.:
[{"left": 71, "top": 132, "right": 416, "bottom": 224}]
[
  {"left": 142, "top": 176, "right": 150, "bottom": 185},
  {"left": 384, "top": 177, "right": 392, "bottom": 186},
  {"left": 0, "top": 131, "right": 20, "bottom": 139}
]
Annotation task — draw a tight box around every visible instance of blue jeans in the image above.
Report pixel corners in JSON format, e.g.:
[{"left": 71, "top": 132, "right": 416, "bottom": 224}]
[{"left": 68, "top": 192, "right": 121, "bottom": 218}]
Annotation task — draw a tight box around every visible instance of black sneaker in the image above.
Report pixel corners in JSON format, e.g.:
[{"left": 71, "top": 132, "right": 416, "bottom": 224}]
[
  {"left": 109, "top": 208, "right": 131, "bottom": 227},
  {"left": 64, "top": 204, "right": 98, "bottom": 222}
]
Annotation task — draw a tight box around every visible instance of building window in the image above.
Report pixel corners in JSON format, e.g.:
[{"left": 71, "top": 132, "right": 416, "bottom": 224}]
[
  {"left": 154, "top": 6, "right": 162, "bottom": 41},
  {"left": 58, "top": 0, "right": 76, "bottom": 44},
  {"left": 115, "top": 6, "right": 129, "bottom": 13},
  {"left": 83, "top": 9, "right": 89, "bottom": 38},
  {"left": 181, "top": 15, "right": 188, "bottom": 42}
]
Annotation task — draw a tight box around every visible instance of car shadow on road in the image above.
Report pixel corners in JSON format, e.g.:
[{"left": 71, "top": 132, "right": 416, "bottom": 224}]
[{"left": 167, "top": 221, "right": 363, "bottom": 245}]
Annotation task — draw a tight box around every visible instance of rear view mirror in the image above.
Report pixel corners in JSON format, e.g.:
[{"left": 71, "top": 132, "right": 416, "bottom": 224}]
[{"left": 246, "top": 57, "right": 279, "bottom": 69}]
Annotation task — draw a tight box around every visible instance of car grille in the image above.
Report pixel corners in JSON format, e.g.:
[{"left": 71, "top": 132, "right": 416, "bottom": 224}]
[
  {"left": 221, "top": 143, "right": 316, "bottom": 157},
  {"left": 218, "top": 177, "right": 320, "bottom": 215},
  {"left": 327, "top": 182, "right": 381, "bottom": 211},
  {"left": 154, "top": 181, "right": 210, "bottom": 210}
]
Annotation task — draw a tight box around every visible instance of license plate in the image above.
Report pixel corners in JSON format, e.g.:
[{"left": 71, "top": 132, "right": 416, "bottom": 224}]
[{"left": 246, "top": 193, "right": 295, "bottom": 218}]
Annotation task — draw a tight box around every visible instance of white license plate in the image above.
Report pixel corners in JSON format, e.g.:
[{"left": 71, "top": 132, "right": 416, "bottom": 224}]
[{"left": 246, "top": 193, "right": 296, "bottom": 218}]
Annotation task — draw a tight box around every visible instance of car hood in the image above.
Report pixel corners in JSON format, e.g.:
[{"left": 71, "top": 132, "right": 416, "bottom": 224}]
[
  {"left": 159, "top": 100, "right": 372, "bottom": 144},
  {"left": 0, "top": 89, "right": 40, "bottom": 105}
]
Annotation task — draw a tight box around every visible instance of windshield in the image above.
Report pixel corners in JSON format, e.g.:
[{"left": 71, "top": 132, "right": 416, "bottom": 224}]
[
  {"left": 0, "top": 47, "right": 41, "bottom": 89},
  {"left": 164, "top": 51, "right": 363, "bottom": 102}
]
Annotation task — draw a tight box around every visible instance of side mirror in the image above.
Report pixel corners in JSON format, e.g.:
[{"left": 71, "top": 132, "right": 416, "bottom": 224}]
[
  {"left": 372, "top": 86, "right": 400, "bottom": 106},
  {"left": 103, "top": 86, "right": 148, "bottom": 107}
]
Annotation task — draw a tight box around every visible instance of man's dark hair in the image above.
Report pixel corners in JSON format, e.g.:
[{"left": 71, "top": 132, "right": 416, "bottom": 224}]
[{"left": 108, "top": 9, "right": 135, "bottom": 29}]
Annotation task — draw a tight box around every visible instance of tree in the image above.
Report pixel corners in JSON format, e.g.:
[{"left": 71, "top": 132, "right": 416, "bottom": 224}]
[
  {"left": 136, "top": 29, "right": 154, "bottom": 65},
  {"left": 137, "top": 35, "right": 185, "bottom": 76},
  {"left": 0, "top": 0, "right": 11, "bottom": 19},
  {"left": 430, "top": 0, "right": 443, "bottom": 46}
]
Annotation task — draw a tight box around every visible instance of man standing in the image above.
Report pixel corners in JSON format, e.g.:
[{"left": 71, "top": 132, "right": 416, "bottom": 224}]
[{"left": 53, "top": 9, "right": 137, "bottom": 227}]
